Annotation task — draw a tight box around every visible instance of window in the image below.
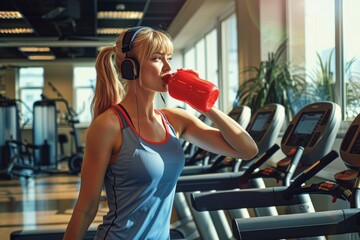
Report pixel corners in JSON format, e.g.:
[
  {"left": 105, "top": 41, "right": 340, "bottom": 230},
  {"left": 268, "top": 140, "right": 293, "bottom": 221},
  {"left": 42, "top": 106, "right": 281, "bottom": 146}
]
[
  {"left": 73, "top": 67, "right": 96, "bottom": 123},
  {"left": 288, "top": 0, "right": 335, "bottom": 114},
  {"left": 195, "top": 39, "right": 206, "bottom": 78},
  {"left": 184, "top": 47, "right": 196, "bottom": 70},
  {"left": 19, "top": 67, "right": 44, "bottom": 125},
  {"left": 205, "top": 29, "right": 219, "bottom": 88},
  {"left": 288, "top": 0, "right": 360, "bottom": 120},
  {"left": 221, "top": 13, "right": 239, "bottom": 112},
  {"left": 343, "top": 0, "right": 360, "bottom": 120}
]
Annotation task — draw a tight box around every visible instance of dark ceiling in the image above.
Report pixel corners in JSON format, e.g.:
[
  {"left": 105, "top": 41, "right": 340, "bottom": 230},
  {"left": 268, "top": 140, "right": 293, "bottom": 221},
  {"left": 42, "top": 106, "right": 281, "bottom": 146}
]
[{"left": 0, "top": 0, "right": 186, "bottom": 62}]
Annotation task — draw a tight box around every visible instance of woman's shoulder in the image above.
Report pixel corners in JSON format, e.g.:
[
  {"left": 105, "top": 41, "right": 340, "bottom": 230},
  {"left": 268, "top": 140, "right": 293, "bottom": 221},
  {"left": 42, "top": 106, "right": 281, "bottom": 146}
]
[{"left": 89, "top": 108, "right": 122, "bottom": 133}]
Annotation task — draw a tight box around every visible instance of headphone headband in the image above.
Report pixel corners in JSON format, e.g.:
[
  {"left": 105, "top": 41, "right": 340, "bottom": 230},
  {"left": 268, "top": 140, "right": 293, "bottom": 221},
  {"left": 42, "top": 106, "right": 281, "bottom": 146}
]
[
  {"left": 121, "top": 26, "right": 151, "bottom": 53},
  {"left": 120, "top": 26, "right": 151, "bottom": 80}
]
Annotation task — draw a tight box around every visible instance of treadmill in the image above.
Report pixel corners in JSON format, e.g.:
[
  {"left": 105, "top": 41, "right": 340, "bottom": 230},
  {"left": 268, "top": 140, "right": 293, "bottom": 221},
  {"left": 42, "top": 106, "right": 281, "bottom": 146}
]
[
  {"left": 193, "top": 107, "right": 360, "bottom": 239},
  {"left": 182, "top": 103, "right": 284, "bottom": 175},
  {"left": 219, "top": 112, "right": 360, "bottom": 240},
  {"left": 177, "top": 101, "right": 341, "bottom": 193},
  {"left": 178, "top": 101, "right": 341, "bottom": 239},
  {"left": 174, "top": 104, "right": 285, "bottom": 240}
]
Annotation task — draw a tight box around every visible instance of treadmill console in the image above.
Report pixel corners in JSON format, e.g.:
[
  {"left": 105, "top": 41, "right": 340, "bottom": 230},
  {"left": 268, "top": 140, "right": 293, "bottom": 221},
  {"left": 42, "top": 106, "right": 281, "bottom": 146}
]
[
  {"left": 246, "top": 104, "right": 285, "bottom": 154},
  {"left": 286, "top": 112, "right": 324, "bottom": 147},
  {"left": 281, "top": 102, "right": 341, "bottom": 166},
  {"left": 228, "top": 105, "right": 251, "bottom": 129},
  {"left": 340, "top": 113, "right": 360, "bottom": 167},
  {"left": 248, "top": 112, "right": 271, "bottom": 142}
]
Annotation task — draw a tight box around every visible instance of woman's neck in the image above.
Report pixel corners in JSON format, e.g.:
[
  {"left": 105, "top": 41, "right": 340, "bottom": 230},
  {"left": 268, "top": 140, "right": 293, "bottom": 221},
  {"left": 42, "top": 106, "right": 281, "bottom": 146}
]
[{"left": 121, "top": 92, "right": 156, "bottom": 121}]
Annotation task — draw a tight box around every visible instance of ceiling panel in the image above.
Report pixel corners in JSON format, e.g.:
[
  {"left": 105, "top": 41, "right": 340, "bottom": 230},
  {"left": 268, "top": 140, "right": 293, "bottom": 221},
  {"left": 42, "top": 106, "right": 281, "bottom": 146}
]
[{"left": 0, "top": 0, "right": 186, "bottom": 62}]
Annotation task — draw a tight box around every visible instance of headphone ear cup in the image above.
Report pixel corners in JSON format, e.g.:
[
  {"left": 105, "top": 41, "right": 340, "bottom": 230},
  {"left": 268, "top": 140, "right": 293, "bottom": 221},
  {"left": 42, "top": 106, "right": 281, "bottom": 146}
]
[{"left": 121, "top": 58, "right": 140, "bottom": 80}]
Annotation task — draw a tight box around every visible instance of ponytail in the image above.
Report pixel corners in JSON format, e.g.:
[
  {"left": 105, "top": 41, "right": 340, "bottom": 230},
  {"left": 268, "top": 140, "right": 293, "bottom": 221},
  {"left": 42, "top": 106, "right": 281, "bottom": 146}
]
[{"left": 91, "top": 46, "right": 125, "bottom": 120}]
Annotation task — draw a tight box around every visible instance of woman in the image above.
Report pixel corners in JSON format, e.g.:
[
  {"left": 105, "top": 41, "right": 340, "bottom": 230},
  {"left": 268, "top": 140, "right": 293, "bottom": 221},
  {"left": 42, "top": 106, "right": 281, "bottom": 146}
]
[{"left": 63, "top": 26, "right": 258, "bottom": 240}]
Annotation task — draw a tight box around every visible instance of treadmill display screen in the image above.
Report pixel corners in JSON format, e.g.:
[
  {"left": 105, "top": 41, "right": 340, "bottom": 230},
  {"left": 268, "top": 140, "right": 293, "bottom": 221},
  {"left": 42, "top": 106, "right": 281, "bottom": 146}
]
[
  {"left": 248, "top": 112, "right": 271, "bottom": 142},
  {"left": 294, "top": 113, "right": 323, "bottom": 134},
  {"left": 286, "top": 112, "right": 324, "bottom": 147}
]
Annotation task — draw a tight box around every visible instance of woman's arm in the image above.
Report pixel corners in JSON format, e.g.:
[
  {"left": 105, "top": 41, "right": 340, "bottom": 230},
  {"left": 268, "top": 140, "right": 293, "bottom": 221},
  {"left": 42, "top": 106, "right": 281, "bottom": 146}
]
[
  {"left": 202, "top": 107, "right": 258, "bottom": 159},
  {"left": 63, "top": 111, "right": 121, "bottom": 240},
  {"left": 163, "top": 107, "right": 258, "bottom": 160}
]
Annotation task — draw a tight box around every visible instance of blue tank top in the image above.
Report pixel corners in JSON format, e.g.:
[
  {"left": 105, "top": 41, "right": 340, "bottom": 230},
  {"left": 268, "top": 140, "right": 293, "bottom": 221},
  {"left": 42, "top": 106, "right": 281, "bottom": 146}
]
[{"left": 95, "top": 104, "right": 185, "bottom": 240}]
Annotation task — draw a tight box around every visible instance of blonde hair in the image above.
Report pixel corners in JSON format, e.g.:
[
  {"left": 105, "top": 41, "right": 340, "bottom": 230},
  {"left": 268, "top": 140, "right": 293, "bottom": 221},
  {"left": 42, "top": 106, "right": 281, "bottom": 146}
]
[{"left": 91, "top": 28, "right": 173, "bottom": 119}]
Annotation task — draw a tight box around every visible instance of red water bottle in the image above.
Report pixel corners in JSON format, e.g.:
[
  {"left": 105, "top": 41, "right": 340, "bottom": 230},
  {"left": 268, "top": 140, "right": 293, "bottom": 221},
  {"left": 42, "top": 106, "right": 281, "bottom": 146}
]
[{"left": 164, "top": 69, "right": 219, "bottom": 112}]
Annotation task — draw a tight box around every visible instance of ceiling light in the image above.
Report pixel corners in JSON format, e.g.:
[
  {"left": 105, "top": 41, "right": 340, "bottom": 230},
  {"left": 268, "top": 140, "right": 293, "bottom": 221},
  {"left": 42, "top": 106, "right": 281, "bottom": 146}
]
[
  {"left": 97, "top": 11, "right": 143, "bottom": 19},
  {"left": 28, "top": 55, "right": 56, "bottom": 60},
  {"left": 0, "top": 28, "right": 33, "bottom": 34},
  {"left": 0, "top": 11, "right": 23, "bottom": 19},
  {"left": 97, "top": 28, "right": 126, "bottom": 35},
  {"left": 19, "top": 47, "right": 51, "bottom": 52}
]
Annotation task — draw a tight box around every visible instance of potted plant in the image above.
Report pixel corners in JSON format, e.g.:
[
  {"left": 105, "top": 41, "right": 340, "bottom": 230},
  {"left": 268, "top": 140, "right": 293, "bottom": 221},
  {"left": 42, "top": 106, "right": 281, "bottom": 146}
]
[
  {"left": 234, "top": 40, "right": 307, "bottom": 122},
  {"left": 306, "top": 50, "right": 336, "bottom": 102},
  {"left": 307, "top": 49, "right": 359, "bottom": 119}
]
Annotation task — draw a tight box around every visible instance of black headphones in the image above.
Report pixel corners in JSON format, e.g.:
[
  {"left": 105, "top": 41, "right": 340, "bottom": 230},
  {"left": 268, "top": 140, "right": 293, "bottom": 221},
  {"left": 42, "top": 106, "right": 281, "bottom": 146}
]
[{"left": 120, "top": 26, "right": 151, "bottom": 80}]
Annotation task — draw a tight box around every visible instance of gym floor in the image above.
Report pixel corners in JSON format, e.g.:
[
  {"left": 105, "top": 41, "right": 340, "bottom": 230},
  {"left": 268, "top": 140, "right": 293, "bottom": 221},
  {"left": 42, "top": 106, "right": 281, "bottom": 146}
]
[{"left": 0, "top": 171, "right": 105, "bottom": 240}]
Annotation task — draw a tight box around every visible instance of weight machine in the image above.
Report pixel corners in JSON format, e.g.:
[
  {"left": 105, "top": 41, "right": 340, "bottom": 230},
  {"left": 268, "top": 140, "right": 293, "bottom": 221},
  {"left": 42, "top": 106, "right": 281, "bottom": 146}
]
[
  {"left": 1, "top": 96, "right": 61, "bottom": 177},
  {"left": 0, "top": 95, "right": 20, "bottom": 178},
  {"left": 43, "top": 81, "right": 85, "bottom": 174},
  {"left": 0, "top": 80, "right": 85, "bottom": 178}
]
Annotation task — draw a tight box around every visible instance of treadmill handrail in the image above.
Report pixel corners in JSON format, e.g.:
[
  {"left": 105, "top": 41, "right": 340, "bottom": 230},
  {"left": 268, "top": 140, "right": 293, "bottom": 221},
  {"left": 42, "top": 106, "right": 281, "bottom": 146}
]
[
  {"left": 239, "top": 144, "right": 280, "bottom": 182},
  {"left": 176, "top": 144, "right": 280, "bottom": 192},
  {"left": 232, "top": 208, "right": 360, "bottom": 240},
  {"left": 285, "top": 150, "right": 339, "bottom": 194},
  {"left": 283, "top": 146, "right": 304, "bottom": 186},
  {"left": 191, "top": 150, "right": 339, "bottom": 211}
]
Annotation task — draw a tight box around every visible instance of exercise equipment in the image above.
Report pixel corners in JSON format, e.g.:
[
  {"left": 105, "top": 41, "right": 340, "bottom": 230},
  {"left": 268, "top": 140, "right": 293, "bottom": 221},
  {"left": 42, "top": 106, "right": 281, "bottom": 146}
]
[
  {"left": 10, "top": 227, "right": 189, "bottom": 240},
  {"left": 1, "top": 81, "right": 84, "bottom": 177},
  {"left": 0, "top": 95, "right": 47, "bottom": 179},
  {"left": 10, "top": 228, "right": 97, "bottom": 240},
  {"left": 45, "top": 81, "right": 84, "bottom": 174},
  {"left": 2, "top": 97, "right": 60, "bottom": 177},
  {"left": 178, "top": 101, "right": 341, "bottom": 240},
  {"left": 0, "top": 95, "right": 20, "bottom": 178},
  {"left": 32, "top": 99, "right": 58, "bottom": 168},
  {"left": 245, "top": 103, "right": 285, "bottom": 156},
  {"left": 177, "top": 102, "right": 341, "bottom": 192},
  {"left": 225, "top": 112, "right": 360, "bottom": 240}
]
